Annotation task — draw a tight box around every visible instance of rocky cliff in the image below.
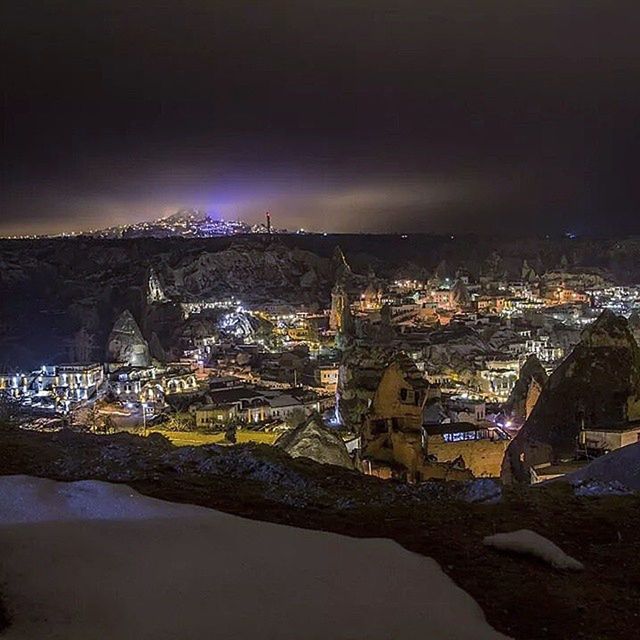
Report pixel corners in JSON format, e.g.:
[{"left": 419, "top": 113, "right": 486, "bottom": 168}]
[
  {"left": 162, "top": 240, "right": 334, "bottom": 305},
  {"left": 0, "top": 237, "right": 337, "bottom": 368}
]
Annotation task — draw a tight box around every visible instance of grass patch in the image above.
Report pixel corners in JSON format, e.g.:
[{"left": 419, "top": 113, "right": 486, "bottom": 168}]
[{"left": 148, "top": 429, "right": 278, "bottom": 446}]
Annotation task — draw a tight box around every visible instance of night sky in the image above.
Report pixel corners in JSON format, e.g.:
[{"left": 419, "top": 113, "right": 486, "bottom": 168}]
[{"left": 2, "top": 1, "right": 640, "bottom": 236}]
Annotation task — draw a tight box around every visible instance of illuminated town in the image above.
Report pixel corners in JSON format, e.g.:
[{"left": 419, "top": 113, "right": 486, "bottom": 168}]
[
  {"left": 4, "top": 225, "right": 640, "bottom": 640},
  {"left": 3, "top": 2, "right": 640, "bottom": 639},
  {"left": 3, "top": 232, "right": 640, "bottom": 484}
]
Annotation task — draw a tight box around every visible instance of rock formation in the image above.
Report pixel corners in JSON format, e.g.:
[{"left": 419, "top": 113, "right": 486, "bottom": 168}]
[
  {"left": 146, "top": 268, "right": 169, "bottom": 304},
  {"left": 503, "top": 310, "right": 640, "bottom": 482},
  {"left": 218, "top": 311, "right": 262, "bottom": 339},
  {"left": 336, "top": 344, "right": 396, "bottom": 431},
  {"left": 434, "top": 259, "right": 449, "bottom": 282},
  {"left": 331, "top": 245, "right": 352, "bottom": 280},
  {"left": 375, "top": 303, "right": 395, "bottom": 344},
  {"left": 4, "top": 234, "right": 640, "bottom": 370},
  {"left": 360, "top": 353, "right": 429, "bottom": 480},
  {"left": 106, "top": 310, "right": 151, "bottom": 367},
  {"left": 148, "top": 332, "right": 167, "bottom": 362},
  {"left": 275, "top": 413, "right": 353, "bottom": 469},
  {"left": 329, "top": 281, "right": 354, "bottom": 347},
  {"left": 629, "top": 311, "right": 640, "bottom": 345},
  {"left": 504, "top": 354, "right": 548, "bottom": 422},
  {"left": 361, "top": 277, "right": 383, "bottom": 310},
  {"left": 451, "top": 279, "right": 471, "bottom": 310},
  {"left": 168, "top": 240, "right": 333, "bottom": 307},
  {"left": 521, "top": 259, "right": 537, "bottom": 282}
]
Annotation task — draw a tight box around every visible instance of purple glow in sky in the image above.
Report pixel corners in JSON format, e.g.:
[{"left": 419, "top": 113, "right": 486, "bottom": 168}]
[{"left": 3, "top": 1, "right": 640, "bottom": 235}]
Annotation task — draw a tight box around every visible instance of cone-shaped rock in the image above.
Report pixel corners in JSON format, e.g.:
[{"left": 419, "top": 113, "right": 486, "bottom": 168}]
[
  {"left": 629, "top": 310, "right": 640, "bottom": 344},
  {"left": 503, "top": 310, "right": 640, "bottom": 482},
  {"left": 504, "top": 354, "right": 548, "bottom": 422},
  {"left": 106, "top": 310, "right": 151, "bottom": 367},
  {"left": 451, "top": 279, "right": 471, "bottom": 309},
  {"left": 149, "top": 331, "right": 167, "bottom": 363}
]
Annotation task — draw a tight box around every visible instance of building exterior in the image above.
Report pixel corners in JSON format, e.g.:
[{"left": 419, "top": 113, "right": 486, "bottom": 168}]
[
  {"left": 525, "top": 336, "right": 564, "bottom": 363},
  {"left": 50, "top": 364, "right": 104, "bottom": 401},
  {"left": 315, "top": 365, "right": 339, "bottom": 392},
  {"left": 193, "top": 386, "right": 326, "bottom": 428},
  {"left": 422, "top": 422, "right": 509, "bottom": 477},
  {"left": 0, "top": 373, "right": 32, "bottom": 398},
  {"left": 109, "top": 366, "right": 198, "bottom": 405},
  {"left": 447, "top": 397, "right": 486, "bottom": 423},
  {"left": 195, "top": 403, "right": 239, "bottom": 428},
  {"left": 579, "top": 421, "right": 640, "bottom": 455},
  {"left": 0, "top": 363, "right": 105, "bottom": 413},
  {"left": 360, "top": 354, "right": 429, "bottom": 480},
  {"left": 478, "top": 358, "right": 520, "bottom": 402},
  {"left": 431, "top": 289, "right": 455, "bottom": 310},
  {"left": 360, "top": 282, "right": 383, "bottom": 311}
]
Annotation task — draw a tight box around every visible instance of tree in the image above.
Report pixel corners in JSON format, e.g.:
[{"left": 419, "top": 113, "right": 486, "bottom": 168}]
[
  {"left": 0, "top": 393, "right": 21, "bottom": 427},
  {"left": 224, "top": 423, "right": 237, "bottom": 444},
  {"left": 165, "top": 412, "right": 196, "bottom": 432},
  {"left": 100, "top": 415, "right": 116, "bottom": 434}
]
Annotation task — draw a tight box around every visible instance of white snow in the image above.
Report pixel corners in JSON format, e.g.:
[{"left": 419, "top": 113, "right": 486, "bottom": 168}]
[
  {"left": 483, "top": 529, "right": 584, "bottom": 571},
  {"left": 572, "top": 479, "right": 633, "bottom": 497},
  {"left": 566, "top": 442, "right": 640, "bottom": 492},
  {"left": 0, "top": 475, "right": 509, "bottom": 640}
]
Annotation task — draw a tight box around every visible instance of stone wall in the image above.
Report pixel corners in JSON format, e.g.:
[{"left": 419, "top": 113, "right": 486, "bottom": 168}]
[{"left": 427, "top": 438, "right": 509, "bottom": 478}]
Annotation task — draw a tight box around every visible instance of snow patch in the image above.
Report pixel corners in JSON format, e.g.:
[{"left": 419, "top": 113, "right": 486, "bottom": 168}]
[
  {"left": 0, "top": 476, "right": 510, "bottom": 640},
  {"left": 566, "top": 443, "right": 640, "bottom": 492},
  {"left": 483, "top": 529, "right": 584, "bottom": 571},
  {"left": 573, "top": 479, "right": 634, "bottom": 497}
]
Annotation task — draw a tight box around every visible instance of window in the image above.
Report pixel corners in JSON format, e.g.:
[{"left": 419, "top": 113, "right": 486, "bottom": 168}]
[
  {"left": 399, "top": 388, "right": 414, "bottom": 403},
  {"left": 443, "top": 431, "right": 479, "bottom": 442},
  {"left": 371, "top": 419, "right": 387, "bottom": 435}
]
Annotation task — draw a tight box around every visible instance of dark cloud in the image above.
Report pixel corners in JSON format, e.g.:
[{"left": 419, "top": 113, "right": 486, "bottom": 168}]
[{"left": 2, "top": 1, "right": 640, "bottom": 235}]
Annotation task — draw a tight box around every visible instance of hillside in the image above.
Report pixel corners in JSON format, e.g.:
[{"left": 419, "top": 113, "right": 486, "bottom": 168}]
[
  {"left": 1, "top": 426, "right": 639, "bottom": 640},
  {"left": 3, "top": 233, "right": 640, "bottom": 367}
]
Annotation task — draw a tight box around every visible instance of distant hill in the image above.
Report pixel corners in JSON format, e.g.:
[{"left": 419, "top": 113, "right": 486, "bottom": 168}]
[
  {"left": 3, "top": 233, "right": 640, "bottom": 368},
  {"left": 80, "top": 208, "right": 259, "bottom": 239}
]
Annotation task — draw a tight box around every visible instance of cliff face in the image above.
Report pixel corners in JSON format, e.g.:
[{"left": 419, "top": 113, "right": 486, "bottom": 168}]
[
  {"left": 503, "top": 311, "right": 640, "bottom": 482},
  {"left": 164, "top": 240, "right": 333, "bottom": 305}
]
